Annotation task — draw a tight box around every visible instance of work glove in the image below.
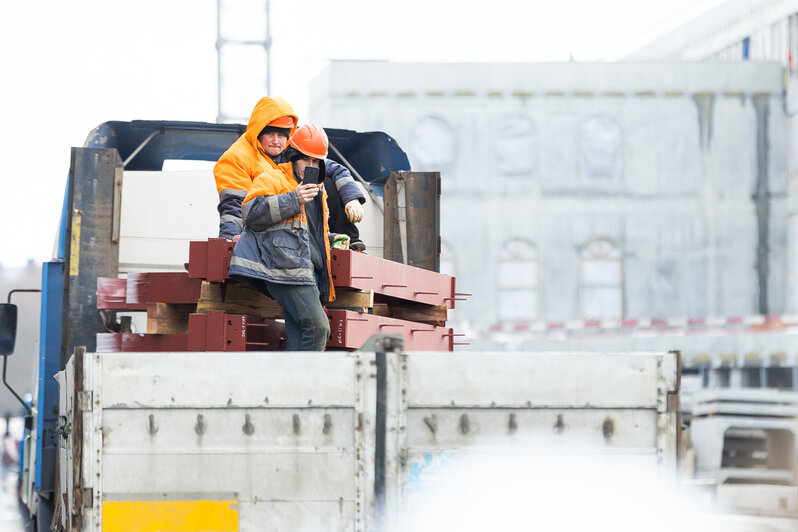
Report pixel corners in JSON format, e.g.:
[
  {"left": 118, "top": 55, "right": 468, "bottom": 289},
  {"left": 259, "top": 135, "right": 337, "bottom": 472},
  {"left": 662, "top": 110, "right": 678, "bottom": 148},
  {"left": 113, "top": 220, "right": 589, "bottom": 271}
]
[
  {"left": 332, "top": 234, "right": 350, "bottom": 250},
  {"left": 344, "top": 200, "right": 364, "bottom": 223}
]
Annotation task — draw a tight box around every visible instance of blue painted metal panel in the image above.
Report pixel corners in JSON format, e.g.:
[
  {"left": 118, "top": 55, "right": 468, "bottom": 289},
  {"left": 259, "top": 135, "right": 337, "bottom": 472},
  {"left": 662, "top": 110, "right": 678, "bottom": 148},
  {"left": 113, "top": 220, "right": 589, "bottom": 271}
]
[
  {"left": 34, "top": 261, "right": 63, "bottom": 493},
  {"left": 56, "top": 177, "right": 70, "bottom": 261}
]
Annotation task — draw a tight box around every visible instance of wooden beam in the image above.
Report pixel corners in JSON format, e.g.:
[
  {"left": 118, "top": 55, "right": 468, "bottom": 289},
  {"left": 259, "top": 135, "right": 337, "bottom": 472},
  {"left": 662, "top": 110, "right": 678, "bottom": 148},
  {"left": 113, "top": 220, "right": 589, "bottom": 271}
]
[
  {"left": 328, "top": 289, "right": 374, "bottom": 311},
  {"left": 196, "top": 281, "right": 284, "bottom": 319},
  {"left": 372, "top": 299, "right": 447, "bottom": 324},
  {"left": 146, "top": 303, "right": 195, "bottom": 334}
]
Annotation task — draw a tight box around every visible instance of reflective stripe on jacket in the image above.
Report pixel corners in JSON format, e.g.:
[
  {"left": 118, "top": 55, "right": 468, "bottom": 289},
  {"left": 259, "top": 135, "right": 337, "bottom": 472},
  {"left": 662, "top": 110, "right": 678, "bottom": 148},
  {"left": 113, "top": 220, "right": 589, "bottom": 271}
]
[
  {"left": 326, "top": 160, "right": 365, "bottom": 206},
  {"left": 213, "top": 97, "right": 298, "bottom": 239}
]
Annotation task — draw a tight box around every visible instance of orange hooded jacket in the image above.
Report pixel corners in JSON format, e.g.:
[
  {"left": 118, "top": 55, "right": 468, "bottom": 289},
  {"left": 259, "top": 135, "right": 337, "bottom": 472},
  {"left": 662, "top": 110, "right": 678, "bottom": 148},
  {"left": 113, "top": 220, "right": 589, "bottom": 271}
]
[{"left": 213, "top": 97, "right": 298, "bottom": 239}]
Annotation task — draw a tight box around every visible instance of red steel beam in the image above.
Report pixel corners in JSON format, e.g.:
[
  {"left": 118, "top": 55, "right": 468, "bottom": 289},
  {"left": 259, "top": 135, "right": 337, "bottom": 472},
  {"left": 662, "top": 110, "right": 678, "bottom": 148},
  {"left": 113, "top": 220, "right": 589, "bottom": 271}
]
[
  {"left": 96, "top": 333, "right": 189, "bottom": 352},
  {"left": 98, "top": 273, "right": 203, "bottom": 309},
  {"left": 330, "top": 249, "right": 456, "bottom": 308},
  {"left": 188, "top": 238, "right": 234, "bottom": 282},
  {"left": 97, "top": 277, "right": 146, "bottom": 310},
  {"left": 127, "top": 272, "right": 203, "bottom": 304},
  {"left": 187, "top": 311, "right": 286, "bottom": 351},
  {"left": 326, "top": 309, "right": 453, "bottom": 351}
]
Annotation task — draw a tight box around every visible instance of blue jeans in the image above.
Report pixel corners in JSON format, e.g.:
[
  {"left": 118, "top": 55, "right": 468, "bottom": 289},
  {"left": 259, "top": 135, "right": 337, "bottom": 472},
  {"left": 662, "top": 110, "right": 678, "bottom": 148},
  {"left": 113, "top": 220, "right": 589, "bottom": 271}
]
[{"left": 266, "top": 281, "right": 330, "bottom": 351}]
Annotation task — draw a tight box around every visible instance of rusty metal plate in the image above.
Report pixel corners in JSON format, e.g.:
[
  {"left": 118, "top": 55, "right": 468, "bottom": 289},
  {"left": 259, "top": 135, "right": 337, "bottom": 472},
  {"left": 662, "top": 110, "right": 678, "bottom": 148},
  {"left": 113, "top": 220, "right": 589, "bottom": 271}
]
[{"left": 383, "top": 172, "right": 440, "bottom": 272}]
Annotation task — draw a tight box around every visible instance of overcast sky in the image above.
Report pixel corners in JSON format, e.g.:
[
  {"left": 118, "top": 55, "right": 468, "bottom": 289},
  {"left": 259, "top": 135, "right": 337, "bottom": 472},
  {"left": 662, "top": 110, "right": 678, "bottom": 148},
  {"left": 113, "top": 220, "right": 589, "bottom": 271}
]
[{"left": 0, "top": 0, "right": 724, "bottom": 268}]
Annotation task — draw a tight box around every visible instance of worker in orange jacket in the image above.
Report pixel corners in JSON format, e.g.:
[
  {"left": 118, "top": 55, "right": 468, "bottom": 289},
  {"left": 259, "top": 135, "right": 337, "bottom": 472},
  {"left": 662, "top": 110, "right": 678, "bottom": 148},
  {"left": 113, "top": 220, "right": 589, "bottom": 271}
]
[{"left": 214, "top": 96, "right": 298, "bottom": 239}]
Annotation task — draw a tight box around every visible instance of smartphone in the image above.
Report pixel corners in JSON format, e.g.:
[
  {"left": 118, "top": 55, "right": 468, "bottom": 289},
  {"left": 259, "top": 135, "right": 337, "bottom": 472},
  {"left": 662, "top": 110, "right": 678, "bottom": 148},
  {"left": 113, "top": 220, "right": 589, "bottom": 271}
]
[{"left": 301, "top": 165, "right": 320, "bottom": 185}]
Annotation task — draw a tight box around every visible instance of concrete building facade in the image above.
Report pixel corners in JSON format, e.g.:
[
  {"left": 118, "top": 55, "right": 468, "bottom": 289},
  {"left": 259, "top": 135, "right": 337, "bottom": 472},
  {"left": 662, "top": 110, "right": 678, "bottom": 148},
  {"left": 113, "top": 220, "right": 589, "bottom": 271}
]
[
  {"left": 311, "top": 61, "right": 788, "bottom": 333},
  {"left": 628, "top": 0, "right": 798, "bottom": 312}
]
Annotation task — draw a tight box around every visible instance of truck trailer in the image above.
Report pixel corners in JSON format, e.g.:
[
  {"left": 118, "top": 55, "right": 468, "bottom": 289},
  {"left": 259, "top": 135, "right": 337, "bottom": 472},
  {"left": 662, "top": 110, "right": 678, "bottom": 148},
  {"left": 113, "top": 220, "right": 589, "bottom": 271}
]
[{"left": 0, "top": 121, "right": 681, "bottom": 531}]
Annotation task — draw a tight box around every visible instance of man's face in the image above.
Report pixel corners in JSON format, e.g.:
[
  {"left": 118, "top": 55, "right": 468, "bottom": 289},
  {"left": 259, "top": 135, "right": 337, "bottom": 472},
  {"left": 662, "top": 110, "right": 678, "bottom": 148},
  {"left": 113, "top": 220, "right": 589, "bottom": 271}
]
[
  {"left": 295, "top": 156, "right": 320, "bottom": 182},
  {"left": 259, "top": 131, "right": 288, "bottom": 157}
]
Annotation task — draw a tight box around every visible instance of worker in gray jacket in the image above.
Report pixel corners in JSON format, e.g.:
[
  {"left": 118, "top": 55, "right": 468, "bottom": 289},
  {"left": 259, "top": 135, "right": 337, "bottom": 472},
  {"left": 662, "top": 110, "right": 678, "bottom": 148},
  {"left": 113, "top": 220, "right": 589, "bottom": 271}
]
[{"left": 228, "top": 124, "right": 339, "bottom": 351}]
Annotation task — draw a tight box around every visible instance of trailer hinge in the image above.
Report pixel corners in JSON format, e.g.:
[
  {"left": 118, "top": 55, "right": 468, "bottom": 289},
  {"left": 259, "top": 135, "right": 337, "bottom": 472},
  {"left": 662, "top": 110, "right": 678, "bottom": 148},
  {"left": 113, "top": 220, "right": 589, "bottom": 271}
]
[{"left": 78, "top": 391, "right": 93, "bottom": 412}]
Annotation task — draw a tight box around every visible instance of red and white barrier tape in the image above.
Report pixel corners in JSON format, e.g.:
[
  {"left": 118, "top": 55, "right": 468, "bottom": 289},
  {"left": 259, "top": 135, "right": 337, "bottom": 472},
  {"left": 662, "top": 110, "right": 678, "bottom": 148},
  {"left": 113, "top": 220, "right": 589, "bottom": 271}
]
[{"left": 487, "top": 314, "right": 798, "bottom": 334}]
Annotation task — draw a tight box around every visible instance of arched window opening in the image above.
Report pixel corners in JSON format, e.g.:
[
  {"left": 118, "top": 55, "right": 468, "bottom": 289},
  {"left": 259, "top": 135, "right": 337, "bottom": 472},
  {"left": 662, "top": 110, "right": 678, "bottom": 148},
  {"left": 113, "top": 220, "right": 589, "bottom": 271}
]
[
  {"left": 581, "top": 238, "right": 623, "bottom": 319},
  {"left": 498, "top": 239, "right": 539, "bottom": 322}
]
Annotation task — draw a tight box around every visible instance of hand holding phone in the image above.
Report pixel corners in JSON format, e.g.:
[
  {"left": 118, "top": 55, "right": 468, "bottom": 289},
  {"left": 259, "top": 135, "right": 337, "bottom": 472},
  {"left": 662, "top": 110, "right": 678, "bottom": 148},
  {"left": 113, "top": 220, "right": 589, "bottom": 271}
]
[{"left": 301, "top": 165, "right": 320, "bottom": 185}]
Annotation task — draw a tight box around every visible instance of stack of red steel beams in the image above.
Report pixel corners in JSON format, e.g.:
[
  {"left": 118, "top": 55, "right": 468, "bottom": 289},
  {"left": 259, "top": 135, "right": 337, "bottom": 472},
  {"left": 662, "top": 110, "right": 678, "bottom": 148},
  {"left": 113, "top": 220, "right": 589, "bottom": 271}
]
[{"left": 96, "top": 239, "right": 462, "bottom": 352}]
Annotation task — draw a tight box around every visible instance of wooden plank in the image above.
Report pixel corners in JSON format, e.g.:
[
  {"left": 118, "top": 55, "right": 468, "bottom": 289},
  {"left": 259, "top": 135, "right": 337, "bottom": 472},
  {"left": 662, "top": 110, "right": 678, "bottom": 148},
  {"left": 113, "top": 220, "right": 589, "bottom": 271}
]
[
  {"left": 199, "top": 281, "right": 223, "bottom": 301},
  {"left": 372, "top": 297, "right": 447, "bottom": 324},
  {"left": 327, "top": 289, "right": 374, "bottom": 311},
  {"left": 390, "top": 304, "right": 448, "bottom": 324},
  {"left": 196, "top": 281, "right": 284, "bottom": 319},
  {"left": 146, "top": 303, "right": 195, "bottom": 334},
  {"left": 146, "top": 317, "right": 190, "bottom": 335},
  {"left": 146, "top": 303, "right": 195, "bottom": 319},
  {"left": 224, "top": 281, "right": 284, "bottom": 318}
]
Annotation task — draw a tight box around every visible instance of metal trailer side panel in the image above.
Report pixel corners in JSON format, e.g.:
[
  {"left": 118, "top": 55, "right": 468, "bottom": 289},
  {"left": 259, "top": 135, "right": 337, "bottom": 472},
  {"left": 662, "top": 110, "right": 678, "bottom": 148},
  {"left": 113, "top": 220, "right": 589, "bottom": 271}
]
[
  {"left": 74, "top": 351, "right": 376, "bottom": 532},
  {"left": 99, "top": 352, "right": 359, "bottom": 408},
  {"left": 400, "top": 352, "right": 676, "bottom": 408},
  {"left": 381, "top": 351, "right": 680, "bottom": 529}
]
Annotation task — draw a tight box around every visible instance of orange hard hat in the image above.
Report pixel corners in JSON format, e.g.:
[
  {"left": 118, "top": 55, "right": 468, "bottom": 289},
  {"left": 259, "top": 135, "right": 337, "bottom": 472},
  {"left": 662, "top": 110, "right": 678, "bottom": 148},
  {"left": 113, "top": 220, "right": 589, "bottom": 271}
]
[
  {"left": 289, "top": 123, "right": 328, "bottom": 159},
  {"left": 268, "top": 115, "right": 296, "bottom": 128}
]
